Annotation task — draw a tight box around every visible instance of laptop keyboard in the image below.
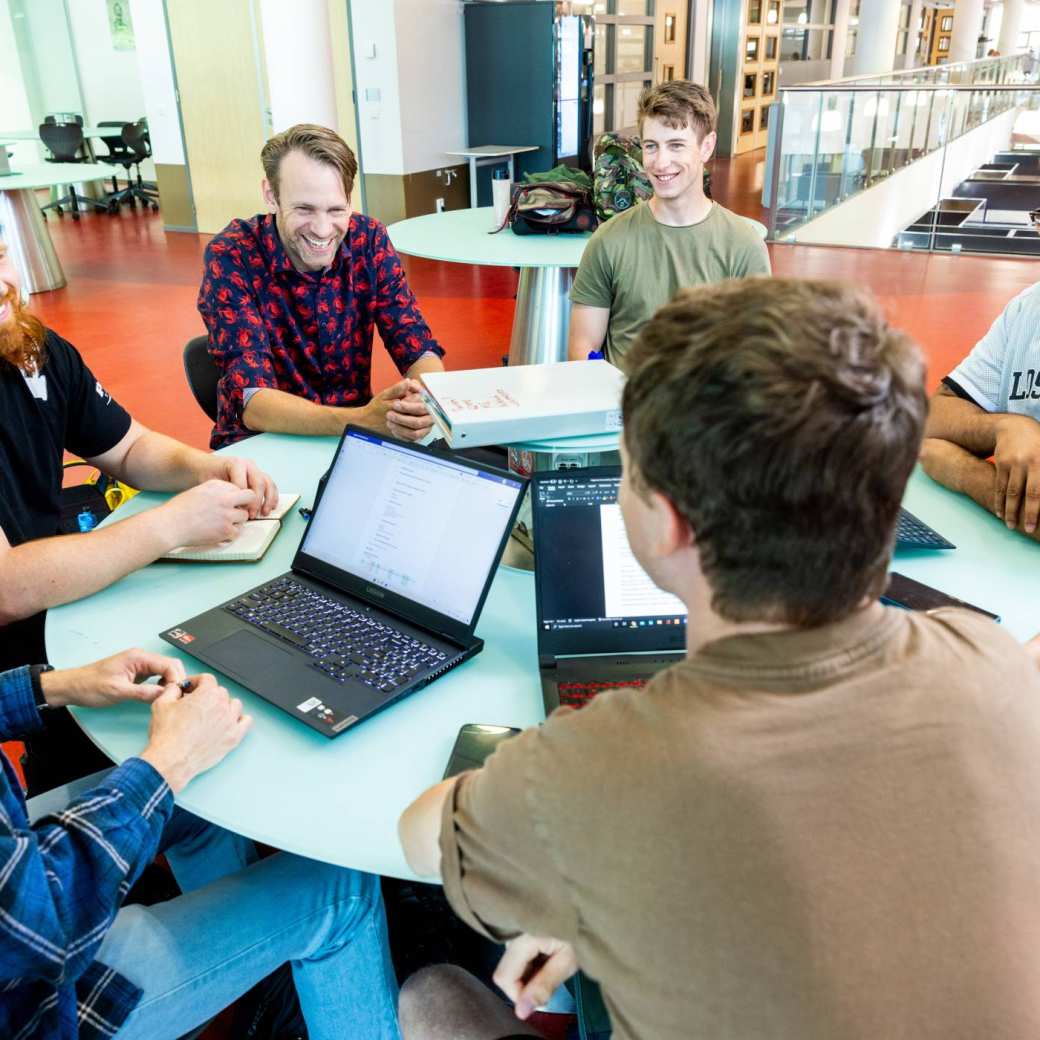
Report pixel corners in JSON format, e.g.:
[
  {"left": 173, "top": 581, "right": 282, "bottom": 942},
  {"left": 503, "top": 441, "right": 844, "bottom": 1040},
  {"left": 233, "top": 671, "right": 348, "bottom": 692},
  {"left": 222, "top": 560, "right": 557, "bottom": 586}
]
[
  {"left": 225, "top": 577, "right": 447, "bottom": 692},
  {"left": 557, "top": 677, "right": 649, "bottom": 710},
  {"left": 895, "top": 508, "right": 955, "bottom": 550}
]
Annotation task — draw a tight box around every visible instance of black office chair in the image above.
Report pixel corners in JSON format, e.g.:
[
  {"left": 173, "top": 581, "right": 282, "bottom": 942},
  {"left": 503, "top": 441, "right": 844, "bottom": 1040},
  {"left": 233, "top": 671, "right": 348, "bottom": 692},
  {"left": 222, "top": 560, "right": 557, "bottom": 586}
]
[
  {"left": 44, "top": 113, "right": 83, "bottom": 127},
  {"left": 116, "top": 120, "right": 160, "bottom": 211},
  {"left": 183, "top": 335, "right": 220, "bottom": 422},
  {"left": 95, "top": 120, "right": 135, "bottom": 197},
  {"left": 38, "top": 123, "right": 109, "bottom": 220}
]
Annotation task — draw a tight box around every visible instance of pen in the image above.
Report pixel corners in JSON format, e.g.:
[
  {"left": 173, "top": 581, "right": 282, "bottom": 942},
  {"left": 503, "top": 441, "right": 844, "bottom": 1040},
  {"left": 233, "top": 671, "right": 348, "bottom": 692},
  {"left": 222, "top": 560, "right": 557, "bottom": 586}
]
[{"left": 298, "top": 506, "right": 313, "bottom": 521}]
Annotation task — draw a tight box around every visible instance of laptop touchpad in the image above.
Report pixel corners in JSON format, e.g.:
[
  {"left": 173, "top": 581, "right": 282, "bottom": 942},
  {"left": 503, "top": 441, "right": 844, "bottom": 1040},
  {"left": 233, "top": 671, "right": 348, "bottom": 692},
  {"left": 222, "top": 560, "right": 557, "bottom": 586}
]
[{"left": 205, "top": 630, "right": 293, "bottom": 684}]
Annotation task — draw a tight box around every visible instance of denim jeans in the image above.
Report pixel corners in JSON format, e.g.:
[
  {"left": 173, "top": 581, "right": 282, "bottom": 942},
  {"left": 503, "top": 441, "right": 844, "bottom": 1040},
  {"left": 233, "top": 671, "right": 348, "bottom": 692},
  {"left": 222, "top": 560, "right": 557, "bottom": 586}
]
[{"left": 97, "top": 813, "right": 401, "bottom": 1040}]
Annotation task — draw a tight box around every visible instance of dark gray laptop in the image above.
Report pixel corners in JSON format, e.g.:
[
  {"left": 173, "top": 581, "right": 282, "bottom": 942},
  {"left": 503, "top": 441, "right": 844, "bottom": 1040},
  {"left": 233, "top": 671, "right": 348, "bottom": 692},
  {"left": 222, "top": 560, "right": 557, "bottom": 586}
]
[
  {"left": 161, "top": 426, "right": 527, "bottom": 738},
  {"left": 532, "top": 466, "right": 687, "bottom": 714}
]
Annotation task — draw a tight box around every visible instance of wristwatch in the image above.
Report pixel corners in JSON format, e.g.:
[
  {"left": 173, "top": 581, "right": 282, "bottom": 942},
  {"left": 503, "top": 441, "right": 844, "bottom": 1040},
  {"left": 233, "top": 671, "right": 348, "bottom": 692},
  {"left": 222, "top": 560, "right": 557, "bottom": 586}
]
[{"left": 29, "top": 664, "right": 55, "bottom": 710}]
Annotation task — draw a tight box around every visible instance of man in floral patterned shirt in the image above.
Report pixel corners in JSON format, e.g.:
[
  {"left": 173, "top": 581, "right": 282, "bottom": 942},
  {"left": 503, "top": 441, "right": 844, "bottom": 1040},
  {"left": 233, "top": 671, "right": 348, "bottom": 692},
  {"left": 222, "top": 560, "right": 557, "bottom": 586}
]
[{"left": 198, "top": 124, "right": 445, "bottom": 450}]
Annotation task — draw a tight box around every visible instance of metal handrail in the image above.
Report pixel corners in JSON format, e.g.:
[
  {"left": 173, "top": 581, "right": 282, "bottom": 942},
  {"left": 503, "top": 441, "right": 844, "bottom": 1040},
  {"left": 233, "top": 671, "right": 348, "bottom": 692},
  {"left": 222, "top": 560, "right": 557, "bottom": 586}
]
[{"left": 779, "top": 83, "right": 1040, "bottom": 93}]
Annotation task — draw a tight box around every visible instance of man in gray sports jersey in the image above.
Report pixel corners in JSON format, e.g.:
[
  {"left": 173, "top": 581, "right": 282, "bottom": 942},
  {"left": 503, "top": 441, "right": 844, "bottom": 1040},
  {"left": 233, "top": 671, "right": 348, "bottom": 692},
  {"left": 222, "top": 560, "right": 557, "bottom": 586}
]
[{"left": 921, "top": 282, "right": 1040, "bottom": 540}]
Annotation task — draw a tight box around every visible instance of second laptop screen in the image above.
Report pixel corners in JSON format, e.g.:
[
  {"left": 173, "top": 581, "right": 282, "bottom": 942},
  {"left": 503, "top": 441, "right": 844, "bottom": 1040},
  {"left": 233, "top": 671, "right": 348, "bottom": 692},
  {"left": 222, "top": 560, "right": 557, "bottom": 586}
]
[{"left": 302, "top": 431, "right": 524, "bottom": 625}]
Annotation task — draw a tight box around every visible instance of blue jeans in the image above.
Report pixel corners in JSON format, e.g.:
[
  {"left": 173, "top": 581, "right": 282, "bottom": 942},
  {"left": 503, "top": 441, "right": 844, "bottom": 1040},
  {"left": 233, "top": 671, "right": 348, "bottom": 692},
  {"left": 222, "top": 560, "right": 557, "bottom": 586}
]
[{"left": 97, "top": 812, "right": 401, "bottom": 1040}]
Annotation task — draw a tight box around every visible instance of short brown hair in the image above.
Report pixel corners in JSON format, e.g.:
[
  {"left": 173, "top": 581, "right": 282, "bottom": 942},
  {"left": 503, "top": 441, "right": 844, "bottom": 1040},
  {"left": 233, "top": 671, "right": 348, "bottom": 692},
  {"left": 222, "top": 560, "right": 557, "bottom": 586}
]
[
  {"left": 637, "top": 80, "right": 717, "bottom": 140},
  {"left": 622, "top": 277, "right": 926, "bottom": 628},
  {"left": 261, "top": 124, "right": 358, "bottom": 201}
]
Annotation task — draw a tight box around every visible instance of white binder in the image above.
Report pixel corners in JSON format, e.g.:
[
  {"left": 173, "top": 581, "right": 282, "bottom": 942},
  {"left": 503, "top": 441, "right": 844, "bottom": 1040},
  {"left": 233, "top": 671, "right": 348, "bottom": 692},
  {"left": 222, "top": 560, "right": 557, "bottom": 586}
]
[{"left": 420, "top": 360, "right": 625, "bottom": 448}]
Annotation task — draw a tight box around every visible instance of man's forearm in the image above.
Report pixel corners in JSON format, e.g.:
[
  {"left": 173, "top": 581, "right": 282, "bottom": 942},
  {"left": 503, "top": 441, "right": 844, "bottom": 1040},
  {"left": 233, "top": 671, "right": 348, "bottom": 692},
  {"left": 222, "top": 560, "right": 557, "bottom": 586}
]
[
  {"left": 925, "top": 391, "right": 1000, "bottom": 455},
  {"left": 243, "top": 388, "right": 368, "bottom": 436},
  {"left": 116, "top": 429, "right": 211, "bottom": 491},
  {"left": 0, "top": 511, "right": 174, "bottom": 625}
]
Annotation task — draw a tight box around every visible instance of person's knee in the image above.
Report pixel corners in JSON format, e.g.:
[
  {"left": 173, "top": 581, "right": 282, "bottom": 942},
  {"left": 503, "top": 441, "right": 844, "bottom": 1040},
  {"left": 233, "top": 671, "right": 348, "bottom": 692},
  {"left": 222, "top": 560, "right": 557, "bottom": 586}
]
[{"left": 399, "top": 964, "right": 475, "bottom": 1039}]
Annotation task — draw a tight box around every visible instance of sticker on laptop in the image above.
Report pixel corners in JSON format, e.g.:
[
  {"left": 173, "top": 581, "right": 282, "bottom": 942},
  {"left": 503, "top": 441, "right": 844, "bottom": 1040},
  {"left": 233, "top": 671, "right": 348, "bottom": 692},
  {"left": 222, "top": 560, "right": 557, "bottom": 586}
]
[
  {"left": 297, "top": 696, "right": 322, "bottom": 714},
  {"left": 166, "top": 628, "right": 195, "bottom": 645}
]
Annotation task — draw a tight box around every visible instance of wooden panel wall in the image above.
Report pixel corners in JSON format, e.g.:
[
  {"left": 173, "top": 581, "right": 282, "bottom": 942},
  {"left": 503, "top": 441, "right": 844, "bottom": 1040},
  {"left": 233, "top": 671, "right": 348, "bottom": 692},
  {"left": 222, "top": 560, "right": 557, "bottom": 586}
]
[{"left": 165, "top": 0, "right": 268, "bottom": 233}]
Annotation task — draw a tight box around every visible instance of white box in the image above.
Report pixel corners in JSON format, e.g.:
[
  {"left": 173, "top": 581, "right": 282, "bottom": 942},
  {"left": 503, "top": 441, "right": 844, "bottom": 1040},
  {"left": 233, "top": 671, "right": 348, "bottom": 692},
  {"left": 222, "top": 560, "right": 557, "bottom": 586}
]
[{"left": 420, "top": 360, "right": 625, "bottom": 448}]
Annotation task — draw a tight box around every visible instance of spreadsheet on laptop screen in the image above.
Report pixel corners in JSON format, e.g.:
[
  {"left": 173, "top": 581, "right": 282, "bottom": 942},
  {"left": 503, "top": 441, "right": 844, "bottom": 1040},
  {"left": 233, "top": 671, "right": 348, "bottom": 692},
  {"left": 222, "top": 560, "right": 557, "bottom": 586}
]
[{"left": 302, "top": 431, "right": 524, "bottom": 625}]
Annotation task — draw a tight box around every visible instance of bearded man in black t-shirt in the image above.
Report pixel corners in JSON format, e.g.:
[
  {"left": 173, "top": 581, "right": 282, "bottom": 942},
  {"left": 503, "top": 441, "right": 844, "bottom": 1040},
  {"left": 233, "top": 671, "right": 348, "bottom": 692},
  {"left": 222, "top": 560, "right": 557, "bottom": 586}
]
[{"left": 0, "top": 238, "right": 279, "bottom": 792}]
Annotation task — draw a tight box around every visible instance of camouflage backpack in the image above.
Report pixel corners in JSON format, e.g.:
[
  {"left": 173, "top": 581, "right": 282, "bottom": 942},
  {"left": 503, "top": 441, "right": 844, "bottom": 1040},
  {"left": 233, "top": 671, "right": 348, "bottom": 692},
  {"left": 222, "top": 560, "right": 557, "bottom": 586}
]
[{"left": 592, "top": 132, "right": 653, "bottom": 221}]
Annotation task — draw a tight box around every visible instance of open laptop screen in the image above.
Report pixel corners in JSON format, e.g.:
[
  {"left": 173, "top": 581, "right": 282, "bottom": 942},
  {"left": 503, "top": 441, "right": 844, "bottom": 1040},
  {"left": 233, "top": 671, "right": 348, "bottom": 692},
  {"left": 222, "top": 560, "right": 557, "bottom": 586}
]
[
  {"left": 300, "top": 429, "right": 525, "bottom": 629},
  {"left": 532, "top": 467, "right": 687, "bottom": 657}
]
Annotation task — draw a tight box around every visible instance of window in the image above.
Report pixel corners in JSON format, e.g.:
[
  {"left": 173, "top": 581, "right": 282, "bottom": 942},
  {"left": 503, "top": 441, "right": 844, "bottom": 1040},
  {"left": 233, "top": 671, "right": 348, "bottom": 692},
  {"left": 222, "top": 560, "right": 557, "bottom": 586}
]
[
  {"left": 661, "top": 63, "right": 675, "bottom": 80},
  {"left": 748, "top": 0, "right": 762, "bottom": 24},
  {"left": 767, "top": 0, "right": 780, "bottom": 24},
  {"left": 766, "top": 35, "right": 778, "bottom": 58},
  {"left": 762, "top": 70, "right": 775, "bottom": 94},
  {"left": 744, "top": 73, "right": 757, "bottom": 97},
  {"left": 760, "top": 104, "right": 771, "bottom": 129},
  {"left": 938, "top": 36, "right": 950, "bottom": 51},
  {"left": 846, "top": 27, "right": 857, "bottom": 57},
  {"left": 896, "top": 30, "right": 908, "bottom": 54},
  {"left": 741, "top": 109, "right": 755, "bottom": 134},
  {"left": 663, "top": 12, "right": 676, "bottom": 42},
  {"left": 746, "top": 35, "right": 759, "bottom": 60},
  {"left": 941, "top": 15, "right": 953, "bottom": 31}
]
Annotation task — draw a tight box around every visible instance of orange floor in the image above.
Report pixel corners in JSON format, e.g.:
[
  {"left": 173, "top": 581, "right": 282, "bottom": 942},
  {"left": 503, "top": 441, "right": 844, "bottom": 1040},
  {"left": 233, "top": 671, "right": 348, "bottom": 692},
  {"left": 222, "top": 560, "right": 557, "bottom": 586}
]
[{"left": 29, "top": 189, "right": 1038, "bottom": 453}]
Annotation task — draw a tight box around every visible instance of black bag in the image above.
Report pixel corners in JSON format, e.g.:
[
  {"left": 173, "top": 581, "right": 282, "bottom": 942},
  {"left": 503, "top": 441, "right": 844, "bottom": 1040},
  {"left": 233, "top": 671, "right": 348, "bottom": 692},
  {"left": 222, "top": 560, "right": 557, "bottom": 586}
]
[
  {"left": 496, "top": 181, "right": 598, "bottom": 236},
  {"left": 58, "top": 462, "right": 112, "bottom": 534}
]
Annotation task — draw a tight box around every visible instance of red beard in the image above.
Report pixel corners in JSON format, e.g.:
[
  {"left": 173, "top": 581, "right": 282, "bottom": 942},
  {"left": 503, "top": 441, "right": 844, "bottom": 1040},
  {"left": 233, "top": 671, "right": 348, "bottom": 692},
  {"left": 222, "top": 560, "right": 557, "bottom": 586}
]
[{"left": 0, "top": 287, "right": 47, "bottom": 374}]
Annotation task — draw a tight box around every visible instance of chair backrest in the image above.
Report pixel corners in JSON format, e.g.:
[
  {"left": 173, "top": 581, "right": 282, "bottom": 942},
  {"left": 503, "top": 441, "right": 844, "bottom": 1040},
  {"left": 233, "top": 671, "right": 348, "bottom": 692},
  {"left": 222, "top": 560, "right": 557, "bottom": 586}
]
[
  {"left": 121, "top": 120, "right": 152, "bottom": 162},
  {"left": 96, "top": 119, "right": 133, "bottom": 161},
  {"left": 39, "top": 122, "right": 85, "bottom": 163},
  {"left": 183, "top": 335, "right": 220, "bottom": 422}
]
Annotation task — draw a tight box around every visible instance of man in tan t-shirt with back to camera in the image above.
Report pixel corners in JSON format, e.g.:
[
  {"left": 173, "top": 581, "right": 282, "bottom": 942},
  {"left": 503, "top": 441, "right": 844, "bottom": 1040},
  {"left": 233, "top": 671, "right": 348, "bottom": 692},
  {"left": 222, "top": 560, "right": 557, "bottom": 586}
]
[
  {"left": 400, "top": 276, "right": 1040, "bottom": 1040},
  {"left": 568, "top": 80, "right": 771, "bottom": 367}
]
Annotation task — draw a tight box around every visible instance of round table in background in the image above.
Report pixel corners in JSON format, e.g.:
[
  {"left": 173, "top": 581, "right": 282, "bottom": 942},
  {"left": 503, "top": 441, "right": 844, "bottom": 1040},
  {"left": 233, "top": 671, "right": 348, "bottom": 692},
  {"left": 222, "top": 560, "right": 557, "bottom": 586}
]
[
  {"left": 388, "top": 206, "right": 591, "bottom": 367},
  {"left": 0, "top": 162, "right": 118, "bottom": 293}
]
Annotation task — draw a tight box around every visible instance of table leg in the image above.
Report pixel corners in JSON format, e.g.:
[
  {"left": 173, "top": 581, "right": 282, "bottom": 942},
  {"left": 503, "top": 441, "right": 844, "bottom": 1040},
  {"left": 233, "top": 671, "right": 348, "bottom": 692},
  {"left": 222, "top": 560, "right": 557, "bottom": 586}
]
[
  {"left": 469, "top": 157, "right": 478, "bottom": 209},
  {"left": 508, "top": 266, "right": 575, "bottom": 366},
  {"left": 0, "top": 188, "right": 66, "bottom": 293}
]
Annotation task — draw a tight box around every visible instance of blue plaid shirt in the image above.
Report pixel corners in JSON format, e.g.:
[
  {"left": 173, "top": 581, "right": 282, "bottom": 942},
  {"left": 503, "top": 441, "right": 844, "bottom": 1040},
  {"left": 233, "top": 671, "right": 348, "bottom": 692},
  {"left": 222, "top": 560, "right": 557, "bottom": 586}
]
[{"left": 0, "top": 668, "right": 174, "bottom": 1039}]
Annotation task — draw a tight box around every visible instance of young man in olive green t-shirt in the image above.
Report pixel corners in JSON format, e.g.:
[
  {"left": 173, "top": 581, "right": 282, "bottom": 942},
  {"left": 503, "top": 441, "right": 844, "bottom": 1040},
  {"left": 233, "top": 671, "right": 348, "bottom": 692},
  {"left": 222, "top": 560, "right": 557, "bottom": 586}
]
[{"left": 569, "top": 80, "right": 770, "bottom": 368}]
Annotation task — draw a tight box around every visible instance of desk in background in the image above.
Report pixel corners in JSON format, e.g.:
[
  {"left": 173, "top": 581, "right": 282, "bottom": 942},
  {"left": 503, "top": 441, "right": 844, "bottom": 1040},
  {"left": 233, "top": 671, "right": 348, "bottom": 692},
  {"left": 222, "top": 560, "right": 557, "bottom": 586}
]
[
  {"left": 389, "top": 206, "right": 590, "bottom": 367},
  {"left": 0, "top": 162, "right": 118, "bottom": 293},
  {"left": 46, "top": 433, "right": 1040, "bottom": 880}
]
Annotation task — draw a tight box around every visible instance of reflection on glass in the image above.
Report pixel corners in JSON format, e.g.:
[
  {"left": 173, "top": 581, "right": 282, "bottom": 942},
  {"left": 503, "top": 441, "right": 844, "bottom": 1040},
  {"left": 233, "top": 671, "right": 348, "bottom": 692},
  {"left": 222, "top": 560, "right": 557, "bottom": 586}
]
[
  {"left": 761, "top": 104, "right": 771, "bottom": 129},
  {"left": 763, "top": 70, "right": 775, "bottom": 95},
  {"left": 618, "top": 79, "right": 650, "bottom": 131},
  {"left": 766, "top": 35, "right": 778, "bottom": 59},
  {"left": 768, "top": 1, "right": 780, "bottom": 24},
  {"left": 744, "top": 73, "right": 758, "bottom": 98},
  {"left": 941, "top": 15, "right": 953, "bottom": 31},
  {"left": 615, "top": 0, "right": 652, "bottom": 14},
  {"left": 617, "top": 25, "right": 652, "bottom": 73},
  {"left": 749, "top": 0, "right": 762, "bottom": 24},
  {"left": 746, "top": 35, "right": 760, "bottom": 60},
  {"left": 741, "top": 109, "right": 755, "bottom": 134},
  {"left": 783, "top": 0, "right": 806, "bottom": 24},
  {"left": 594, "top": 23, "right": 608, "bottom": 76}
]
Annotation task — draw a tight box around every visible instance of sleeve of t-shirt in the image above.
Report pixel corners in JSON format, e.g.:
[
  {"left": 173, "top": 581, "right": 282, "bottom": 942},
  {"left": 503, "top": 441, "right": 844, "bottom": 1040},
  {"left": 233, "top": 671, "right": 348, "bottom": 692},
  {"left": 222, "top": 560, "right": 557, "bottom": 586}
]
[
  {"left": 569, "top": 227, "right": 614, "bottom": 309},
  {"left": 730, "top": 227, "right": 772, "bottom": 278},
  {"left": 439, "top": 721, "right": 580, "bottom": 944},
  {"left": 52, "top": 334, "right": 133, "bottom": 459},
  {"left": 945, "top": 290, "right": 1026, "bottom": 412}
]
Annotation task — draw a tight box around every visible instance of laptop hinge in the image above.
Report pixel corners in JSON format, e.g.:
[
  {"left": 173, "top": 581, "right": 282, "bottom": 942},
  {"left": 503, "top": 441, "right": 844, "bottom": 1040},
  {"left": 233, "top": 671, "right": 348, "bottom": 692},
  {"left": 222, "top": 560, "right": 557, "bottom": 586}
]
[{"left": 539, "top": 655, "right": 556, "bottom": 669}]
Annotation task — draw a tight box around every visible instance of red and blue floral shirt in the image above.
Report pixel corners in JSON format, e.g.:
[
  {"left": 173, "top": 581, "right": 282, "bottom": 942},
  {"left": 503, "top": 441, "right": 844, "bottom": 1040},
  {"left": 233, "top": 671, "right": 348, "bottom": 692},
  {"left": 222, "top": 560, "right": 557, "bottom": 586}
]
[{"left": 198, "top": 212, "right": 444, "bottom": 449}]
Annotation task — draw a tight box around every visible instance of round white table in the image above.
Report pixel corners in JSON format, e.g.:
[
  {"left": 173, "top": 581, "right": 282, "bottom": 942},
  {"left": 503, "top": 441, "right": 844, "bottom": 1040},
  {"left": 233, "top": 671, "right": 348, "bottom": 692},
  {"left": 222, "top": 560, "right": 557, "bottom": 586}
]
[
  {"left": 0, "top": 162, "right": 118, "bottom": 293},
  {"left": 46, "top": 434, "right": 1040, "bottom": 880},
  {"left": 388, "top": 206, "right": 591, "bottom": 367}
]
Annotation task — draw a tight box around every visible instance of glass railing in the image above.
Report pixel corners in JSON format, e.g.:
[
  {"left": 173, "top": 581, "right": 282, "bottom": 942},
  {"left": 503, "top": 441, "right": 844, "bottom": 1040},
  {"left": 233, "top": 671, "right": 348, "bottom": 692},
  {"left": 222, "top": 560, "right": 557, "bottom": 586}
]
[{"left": 763, "top": 52, "right": 1040, "bottom": 255}]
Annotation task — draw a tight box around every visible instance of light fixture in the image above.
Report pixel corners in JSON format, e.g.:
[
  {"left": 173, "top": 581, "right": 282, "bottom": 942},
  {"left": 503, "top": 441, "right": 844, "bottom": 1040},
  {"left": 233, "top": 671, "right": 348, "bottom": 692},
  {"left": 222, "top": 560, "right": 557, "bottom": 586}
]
[{"left": 798, "top": 11, "right": 808, "bottom": 24}]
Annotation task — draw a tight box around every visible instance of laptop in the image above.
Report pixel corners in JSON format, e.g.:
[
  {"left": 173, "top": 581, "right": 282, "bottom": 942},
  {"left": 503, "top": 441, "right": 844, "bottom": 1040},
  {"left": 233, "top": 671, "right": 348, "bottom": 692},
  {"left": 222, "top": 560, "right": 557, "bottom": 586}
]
[
  {"left": 161, "top": 426, "right": 527, "bottom": 738},
  {"left": 894, "top": 507, "right": 955, "bottom": 550},
  {"left": 532, "top": 466, "right": 687, "bottom": 714}
]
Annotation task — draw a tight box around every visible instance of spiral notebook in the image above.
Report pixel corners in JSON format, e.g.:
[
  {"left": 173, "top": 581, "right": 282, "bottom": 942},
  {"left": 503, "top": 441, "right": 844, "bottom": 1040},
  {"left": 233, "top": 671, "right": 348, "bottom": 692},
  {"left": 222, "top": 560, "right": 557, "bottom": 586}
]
[{"left": 161, "top": 493, "right": 300, "bottom": 563}]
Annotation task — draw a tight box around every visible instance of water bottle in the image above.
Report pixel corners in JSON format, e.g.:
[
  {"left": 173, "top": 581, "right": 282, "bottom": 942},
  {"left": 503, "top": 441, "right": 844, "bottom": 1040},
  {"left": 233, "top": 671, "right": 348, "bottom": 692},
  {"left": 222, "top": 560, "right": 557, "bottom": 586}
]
[
  {"left": 492, "top": 166, "right": 512, "bottom": 229},
  {"left": 77, "top": 508, "right": 97, "bottom": 532}
]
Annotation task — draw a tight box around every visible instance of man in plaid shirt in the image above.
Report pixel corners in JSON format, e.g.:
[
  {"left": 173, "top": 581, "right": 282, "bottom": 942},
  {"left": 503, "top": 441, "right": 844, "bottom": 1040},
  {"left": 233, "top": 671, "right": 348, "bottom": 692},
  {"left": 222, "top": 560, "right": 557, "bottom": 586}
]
[{"left": 0, "top": 649, "right": 400, "bottom": 1039}]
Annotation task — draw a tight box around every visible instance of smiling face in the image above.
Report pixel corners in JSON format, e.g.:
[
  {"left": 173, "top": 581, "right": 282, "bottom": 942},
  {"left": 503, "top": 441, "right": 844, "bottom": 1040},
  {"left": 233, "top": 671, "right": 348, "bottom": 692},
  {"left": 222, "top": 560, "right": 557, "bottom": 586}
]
[
  {"left": 0, "top": 239, "right": 19, "bottom": 331},
  {"left": 262, "top": 149, "right": 352, "bottom": 273},
  {"left": 640, "top": 115, "right": 716, "bottom": 204}
]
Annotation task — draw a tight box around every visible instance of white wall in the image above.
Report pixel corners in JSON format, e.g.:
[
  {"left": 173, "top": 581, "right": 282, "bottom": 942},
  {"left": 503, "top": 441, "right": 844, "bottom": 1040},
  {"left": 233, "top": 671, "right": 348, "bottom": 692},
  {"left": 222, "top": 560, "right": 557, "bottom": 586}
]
[
  {"left": 128, "top": 0, "right": 183, "bottom": 164},
  {"left": 259, "top": 0, "right": 338, "bottom": 133},
  {"left": 0, "top": 0, "right": 36, "bottom": 168},
  {"left": 789, "top": 106, "right": 1020, "bottom": 247},
  {"left": 350, "top": 0, "right": 466, "bottom": 175},
  {"left": 67, "top": 0, "right": 146, "bottom": 125},
  {"left": 22, "top": 0, "right": 81, "bottom": 117},
  {"left": 395, "top": 0, "right": 466, "bottom": 172}
]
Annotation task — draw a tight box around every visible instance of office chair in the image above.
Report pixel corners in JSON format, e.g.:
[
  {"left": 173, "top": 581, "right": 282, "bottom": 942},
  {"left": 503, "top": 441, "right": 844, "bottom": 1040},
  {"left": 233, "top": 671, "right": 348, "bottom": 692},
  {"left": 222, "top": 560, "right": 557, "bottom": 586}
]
[
  {"left": 44, "top": 113, "right": 83, "bottom": 127},
  {"left": 95, "top": 120, "right": 135, "bottom": 197},
  {"left": 38, "top": 123, "right": 109, "bottom": 220},
  {"left": 183, "top": 335, "right": 221, "bottom": 422},
  {"left": 116, "top": 120, "right": 160, "bottom": 211}
]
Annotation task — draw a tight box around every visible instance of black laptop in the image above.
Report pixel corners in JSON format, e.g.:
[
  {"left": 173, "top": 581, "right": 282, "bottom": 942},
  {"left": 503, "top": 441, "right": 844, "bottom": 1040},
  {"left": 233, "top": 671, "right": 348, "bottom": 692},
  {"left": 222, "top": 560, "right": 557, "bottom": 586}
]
[
  {"left": 532, "top": 466, "right": 687, "bottom": 714},
  {"left": 161, "top": 426, "right": 527, "bottom": 738}
]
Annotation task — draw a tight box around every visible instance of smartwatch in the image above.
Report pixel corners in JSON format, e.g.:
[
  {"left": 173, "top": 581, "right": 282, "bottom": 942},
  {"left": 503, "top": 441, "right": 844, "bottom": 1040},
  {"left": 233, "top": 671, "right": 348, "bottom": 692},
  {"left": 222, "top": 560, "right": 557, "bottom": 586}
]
[{"left": 30, "top": 664, "right": 55, "bottom": 710}]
